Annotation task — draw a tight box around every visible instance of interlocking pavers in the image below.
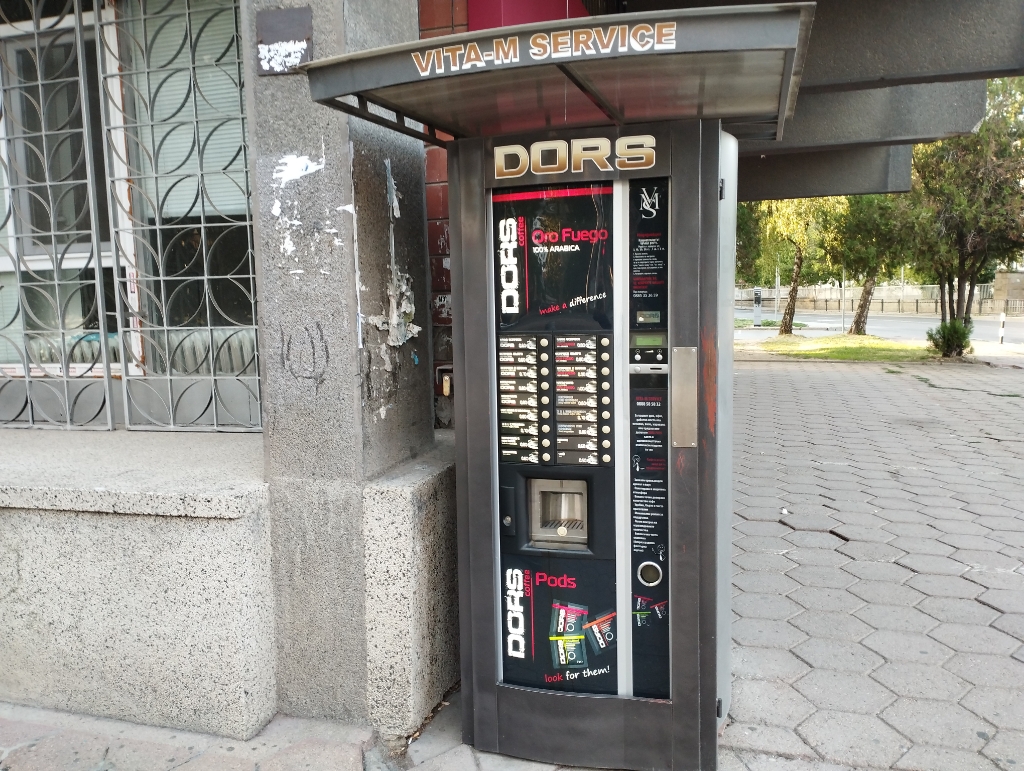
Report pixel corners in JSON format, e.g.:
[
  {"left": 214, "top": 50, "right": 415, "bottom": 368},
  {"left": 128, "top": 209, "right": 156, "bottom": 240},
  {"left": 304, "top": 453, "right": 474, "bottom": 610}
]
[
  {"left": 837, "top": 541, "right": 906, "bottom": 562},
  {"left": 862, "top": 630, "right": 955, "bottom": 665},
  {"left": 929, "top": 624, "right": 1022, "bottom": 655},
  {"left": 788, "top": 566, "right": 859, "bottom": 590},
  {"left": 854, "top": 605, "right": 938, "bottom": 634},
  {"left": 789, "top": 611, "right": 874, "bottom": 642},
  {"left": 842, "top": 561, "right": 914, "bottom": 583},
  {"left": 951, "top": 551, "right": 1023, "bottom": 572},
  {"left": 946, "top": 654, "right": 1024, "bottom": 689},
  {"left": 734, "top": 571, "right": 803, "bottom": 596},
  {"left": 733, "top": 593, "right": 804, "bottom": 620},
  {"left": 849, "top": 580, "right": 927, "bottom": 607},
  {"left": 735, "top": 552, "right": 799, "bottom": 573},
  {"left": 730, "top": 361, "right": 1024, "bottom": 771},
  {"left": 734, "top": 618, "right": 808, "bottom": 649},
  {"left": 907, "top": 574, "right": 985, "bottom": 599},
  {"left": 783, "top": 513, "right": 843, "bottom": 532},
  {"left": 737, "top": 520, "right": 796, "bottom": 537},
  {"left": 793, "top": 670, "right": 896, "bottom": 714},
  {"left": 893, "top": 745, "right": 1002, "bottom": 771},
  {"left": 993, "top": 614, "right": 1024, "bottom": 642},
  {"left": 963, "top": 571, "right": 1024, "bottom": 591},
  {"left": 792, "top": 639, "right": 884, "bottom": 673},
  {"left": 730, "top": 680, "right": 817, "bottom": 728},
  {"left": 789, "top": 587, "right": 865, "bottom": 613},
  {"left": 832, "top": 526, "right": 896, "bottom": 544},
  {"left": 897, "top": 554, "right": 970, "bottom": 576},
  {"left": 787, "top": 548, "right": 851, "bottom": 567},
  {"left": 721, "top": 723, "right": 818, "bottom": 760},
  {"left": 885, "top": 523, "right": 943, "bottom": 538},
  {"left": 940, "top": 534, "right": 1005, "bottom": 552},
  {"left": 796, "top": 711, "right": 909, "bottom": 768},
  {"left": 982, "top": 730, "right": 1024, "bottom": 771},
  {"left": 733, "top": 646, "right": 812, "bottom": 682},
  {"left": 871, "top": 663, "right": 971, "bottom": 700},
  {"left": 961, "top": 688, "right": 1024, "bottom": 731},
  {"left": 736, "top": 536, "right": 798, "bottom": 554},
  {"left": 787, "top": 532, "right": 846, "bottom": 550},
  {"left": 918, "top": 597, "right": 1001, "bottom": 625},
  {"left": 932, "top": 520, "right": 995, "bottom": 536},
  {"left": 881, "top": 699, "right": 994, "bottom": 751},
  {"left": 978, "top": 590, "right": 1024, "bottom": 614},
  {"left": 890, "top": 536, "right": 958, "bottom": 556}
]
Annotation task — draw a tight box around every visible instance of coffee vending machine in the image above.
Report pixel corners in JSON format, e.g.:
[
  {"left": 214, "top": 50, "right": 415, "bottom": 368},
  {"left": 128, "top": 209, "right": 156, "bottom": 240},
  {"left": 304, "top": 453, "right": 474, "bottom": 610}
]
[
  {"left": 301, "top": 7, "right": 813, "bottom": 767},
  {"left": 450, "top": 123, "right": 737, "bottom": 770}
]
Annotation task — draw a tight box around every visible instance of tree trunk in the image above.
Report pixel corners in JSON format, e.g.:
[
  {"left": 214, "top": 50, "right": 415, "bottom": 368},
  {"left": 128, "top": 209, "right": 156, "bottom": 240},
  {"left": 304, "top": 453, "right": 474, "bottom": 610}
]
[
  {"left": 849, "top": 266, "right": 878, "bottom": 335},
  {"left": 938, "top": 274, "right": 948, "bottom": 323},
  {"left": 965, "top": 272, "right": 978, "bottom": 325},
  {"left": 779, "top": 244, "right": 803, "bottom": 335},
  {"left": 947, "top": 275, "right": 956, "bottom": 322},
  {"left": 955, "top": 254, "right": 968, "bottom": 321}
]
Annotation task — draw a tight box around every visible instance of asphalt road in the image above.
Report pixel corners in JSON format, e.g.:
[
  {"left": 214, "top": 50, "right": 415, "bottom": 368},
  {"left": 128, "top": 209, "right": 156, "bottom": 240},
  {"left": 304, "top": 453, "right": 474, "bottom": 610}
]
[{"left": 734, "top": 307, "right": 1024, "bottom": 345}]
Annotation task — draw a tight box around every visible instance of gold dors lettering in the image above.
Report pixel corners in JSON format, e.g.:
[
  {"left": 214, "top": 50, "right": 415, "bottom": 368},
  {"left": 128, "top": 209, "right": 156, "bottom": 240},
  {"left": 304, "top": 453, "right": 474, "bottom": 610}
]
[{"left": 494, "top": 135, "right": 656, "bottom": 179}]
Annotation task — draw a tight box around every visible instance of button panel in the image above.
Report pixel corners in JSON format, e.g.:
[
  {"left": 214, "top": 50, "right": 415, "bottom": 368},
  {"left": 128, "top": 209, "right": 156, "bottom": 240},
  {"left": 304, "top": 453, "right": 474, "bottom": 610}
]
[{"left": 498, "top": 333, "right": 612, "bottom": 466}]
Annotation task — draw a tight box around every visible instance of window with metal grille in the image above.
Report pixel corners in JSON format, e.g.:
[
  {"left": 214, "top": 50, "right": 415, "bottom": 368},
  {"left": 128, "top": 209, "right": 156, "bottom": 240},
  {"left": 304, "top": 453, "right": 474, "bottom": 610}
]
[{"left": 0, "top": 0, "right": 260, "bottom": 430}]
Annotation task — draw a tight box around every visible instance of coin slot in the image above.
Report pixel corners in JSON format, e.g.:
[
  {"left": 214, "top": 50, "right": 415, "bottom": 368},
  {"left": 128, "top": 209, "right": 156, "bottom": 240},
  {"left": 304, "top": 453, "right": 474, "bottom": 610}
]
[{"left": 638, "top": 561, "right": 663, "bottom": 587}]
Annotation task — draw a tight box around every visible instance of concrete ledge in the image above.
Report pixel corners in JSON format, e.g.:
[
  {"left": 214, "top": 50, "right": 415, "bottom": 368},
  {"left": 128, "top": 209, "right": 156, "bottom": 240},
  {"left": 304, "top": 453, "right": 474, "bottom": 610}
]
[
  {"left": 0, "top": 505, "right": 276, "bottom": 739},
  {"left": 363, "top": 432, "right": 459, "bottom": 741},
  {"left": 0, "top": 429, "right": 266, "bottom": 518}
]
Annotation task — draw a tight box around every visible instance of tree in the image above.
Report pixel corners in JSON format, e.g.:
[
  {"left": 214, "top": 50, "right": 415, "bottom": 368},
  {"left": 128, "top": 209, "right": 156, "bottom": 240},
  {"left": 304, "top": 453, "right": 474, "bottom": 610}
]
[
  {"left": 759, "top": 197, "right": 845, "bottom": 335},
  {"left": 913, "top": 77, "right": 1024, "bottom": 323},
  {"left": 823, "top": 194, "right": 922, "bottom": 334}
]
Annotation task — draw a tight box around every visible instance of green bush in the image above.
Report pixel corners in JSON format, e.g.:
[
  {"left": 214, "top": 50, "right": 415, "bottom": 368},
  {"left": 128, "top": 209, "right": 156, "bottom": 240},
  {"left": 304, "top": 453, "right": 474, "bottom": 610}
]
[{"left": 926, "top": 319, "right": 973, "bottom": 357}]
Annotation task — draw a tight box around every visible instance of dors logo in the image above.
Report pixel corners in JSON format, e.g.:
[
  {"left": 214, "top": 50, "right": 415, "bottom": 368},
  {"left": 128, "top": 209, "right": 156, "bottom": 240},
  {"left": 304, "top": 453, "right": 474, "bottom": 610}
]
[{"left": 494, "top": 135, "right": 655, "bottom": 179}]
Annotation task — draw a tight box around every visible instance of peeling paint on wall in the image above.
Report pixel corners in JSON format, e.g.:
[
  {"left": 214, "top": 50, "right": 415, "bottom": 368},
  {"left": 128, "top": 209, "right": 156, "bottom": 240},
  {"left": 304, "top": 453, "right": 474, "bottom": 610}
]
[
  {"left": 366, "top": 159, "right": 421, "bottom": 355},
  {"left": 274, "top": 152, "right": 325, "bottom": 187}
]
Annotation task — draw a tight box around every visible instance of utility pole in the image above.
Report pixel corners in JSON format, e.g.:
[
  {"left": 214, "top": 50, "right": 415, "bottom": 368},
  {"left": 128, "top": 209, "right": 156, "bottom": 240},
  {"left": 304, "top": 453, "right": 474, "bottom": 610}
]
[{"left": 841, "top": 265, "right": 846, "bottom": 331}]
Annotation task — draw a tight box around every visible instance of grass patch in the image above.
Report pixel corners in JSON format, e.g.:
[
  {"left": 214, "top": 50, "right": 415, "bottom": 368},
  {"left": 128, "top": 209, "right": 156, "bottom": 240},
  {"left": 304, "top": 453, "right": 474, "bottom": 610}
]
[
  {"left": 755, "top": 334, "right": 938, "bottom": 362},
  {"left": 735, "top": 318, "right": 806, "bottom": 329}
]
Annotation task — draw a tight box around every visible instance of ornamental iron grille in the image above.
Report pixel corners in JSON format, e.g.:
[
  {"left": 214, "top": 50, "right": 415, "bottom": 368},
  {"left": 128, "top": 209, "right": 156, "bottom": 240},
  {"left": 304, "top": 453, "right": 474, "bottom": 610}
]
[
  {"left": 0, "top": 0, "right": 114, "bottom": 427},
  {"left": 0, "top": 0, "right": 260, "bottom": 429}
]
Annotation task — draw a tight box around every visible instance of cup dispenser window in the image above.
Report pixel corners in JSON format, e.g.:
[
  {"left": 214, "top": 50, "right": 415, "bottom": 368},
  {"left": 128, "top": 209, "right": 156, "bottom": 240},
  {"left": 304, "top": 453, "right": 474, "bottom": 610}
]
[{"left": 529, "top": 479, "right": 588, "bottom": 550}]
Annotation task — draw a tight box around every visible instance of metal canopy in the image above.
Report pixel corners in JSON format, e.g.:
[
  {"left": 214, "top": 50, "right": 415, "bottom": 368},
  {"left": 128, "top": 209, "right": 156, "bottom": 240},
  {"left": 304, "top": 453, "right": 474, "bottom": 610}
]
[{"left": 303, "top": 4, "right": 815, "bottom": 147}]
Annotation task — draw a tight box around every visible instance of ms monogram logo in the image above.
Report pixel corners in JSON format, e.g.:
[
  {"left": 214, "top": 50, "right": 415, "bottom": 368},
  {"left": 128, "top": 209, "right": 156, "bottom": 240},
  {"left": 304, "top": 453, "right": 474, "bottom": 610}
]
[{"left": 640, "top": 188, "right": 661, "bottom": 219}]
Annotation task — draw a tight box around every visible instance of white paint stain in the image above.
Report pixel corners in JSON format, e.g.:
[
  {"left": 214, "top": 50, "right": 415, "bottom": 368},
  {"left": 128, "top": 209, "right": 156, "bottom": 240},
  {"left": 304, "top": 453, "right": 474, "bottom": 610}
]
[
  {"left": 282, "top": 233, "right": 296, "bottom": 256},
  {"left": 257, "top": 40, "right": 307, "bottom": 73},
  {"left": 271, "top": 199, "right": 281, "bottom": 217},
  {"left": 273, "top": 153, "right": 325, "bottom": 187}
]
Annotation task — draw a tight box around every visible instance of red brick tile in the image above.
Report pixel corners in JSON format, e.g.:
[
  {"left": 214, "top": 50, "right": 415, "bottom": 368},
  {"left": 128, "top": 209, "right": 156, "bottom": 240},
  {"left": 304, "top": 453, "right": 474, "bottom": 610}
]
[
  {"left": 452, "top": 0, "right": 467, "bottom": 26},
  {"left": 425, "top": 146, "right": 448, "bottom": 183},
  {"left": 421, "top": 26, "right": 455, "bottom": 39},
  {"left": 419, "top": 0, "right": 452, "bottom": 32},
  {"left": 426, "top": 183, "right": 449, "bottom": 219},
  {"left": 428, "top": 219, "right": 451, "bottom": 255},
  {"left": 453, "top": 24, "right": 468, "bottom": 33},
  {"left": 430, "top": 255, "right": 452, "bottom": 292}
]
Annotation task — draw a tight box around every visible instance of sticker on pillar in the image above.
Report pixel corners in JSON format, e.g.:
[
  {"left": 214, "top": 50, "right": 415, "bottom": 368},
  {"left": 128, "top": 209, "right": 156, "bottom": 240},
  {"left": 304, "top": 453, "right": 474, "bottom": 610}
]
[{"left": 491, "top": 185, "right": 613, "bottom": 332}]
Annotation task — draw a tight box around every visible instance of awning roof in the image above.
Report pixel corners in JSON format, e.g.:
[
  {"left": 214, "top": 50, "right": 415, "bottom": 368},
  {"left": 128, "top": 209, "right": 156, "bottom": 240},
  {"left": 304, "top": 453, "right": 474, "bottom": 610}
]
[{"left": 303, "top": 4, "right": 815, "bottom": 146}]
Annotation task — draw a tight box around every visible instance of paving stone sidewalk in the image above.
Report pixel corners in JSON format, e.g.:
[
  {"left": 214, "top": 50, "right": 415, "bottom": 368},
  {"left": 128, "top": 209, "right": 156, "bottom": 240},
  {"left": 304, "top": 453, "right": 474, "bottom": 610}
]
[
  {"left": 722, "top": 359, "right": 1024, "bottom": 771},
  {"left": 2, "top": 358, "right": 1023, "bottom": 771}
]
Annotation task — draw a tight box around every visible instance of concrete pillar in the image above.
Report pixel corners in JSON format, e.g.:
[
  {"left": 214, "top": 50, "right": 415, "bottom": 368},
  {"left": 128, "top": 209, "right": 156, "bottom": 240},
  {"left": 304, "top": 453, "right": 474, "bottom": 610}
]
[{"left": 242, "top": 0, "right": 443, "bottom": 729}]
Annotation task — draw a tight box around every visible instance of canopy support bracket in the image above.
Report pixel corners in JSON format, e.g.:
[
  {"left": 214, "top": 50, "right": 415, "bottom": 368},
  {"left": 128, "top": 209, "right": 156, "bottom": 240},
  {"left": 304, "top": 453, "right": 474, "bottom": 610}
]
[{"left": 557, "top": 64, "right": 624, "bottom": 125}]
